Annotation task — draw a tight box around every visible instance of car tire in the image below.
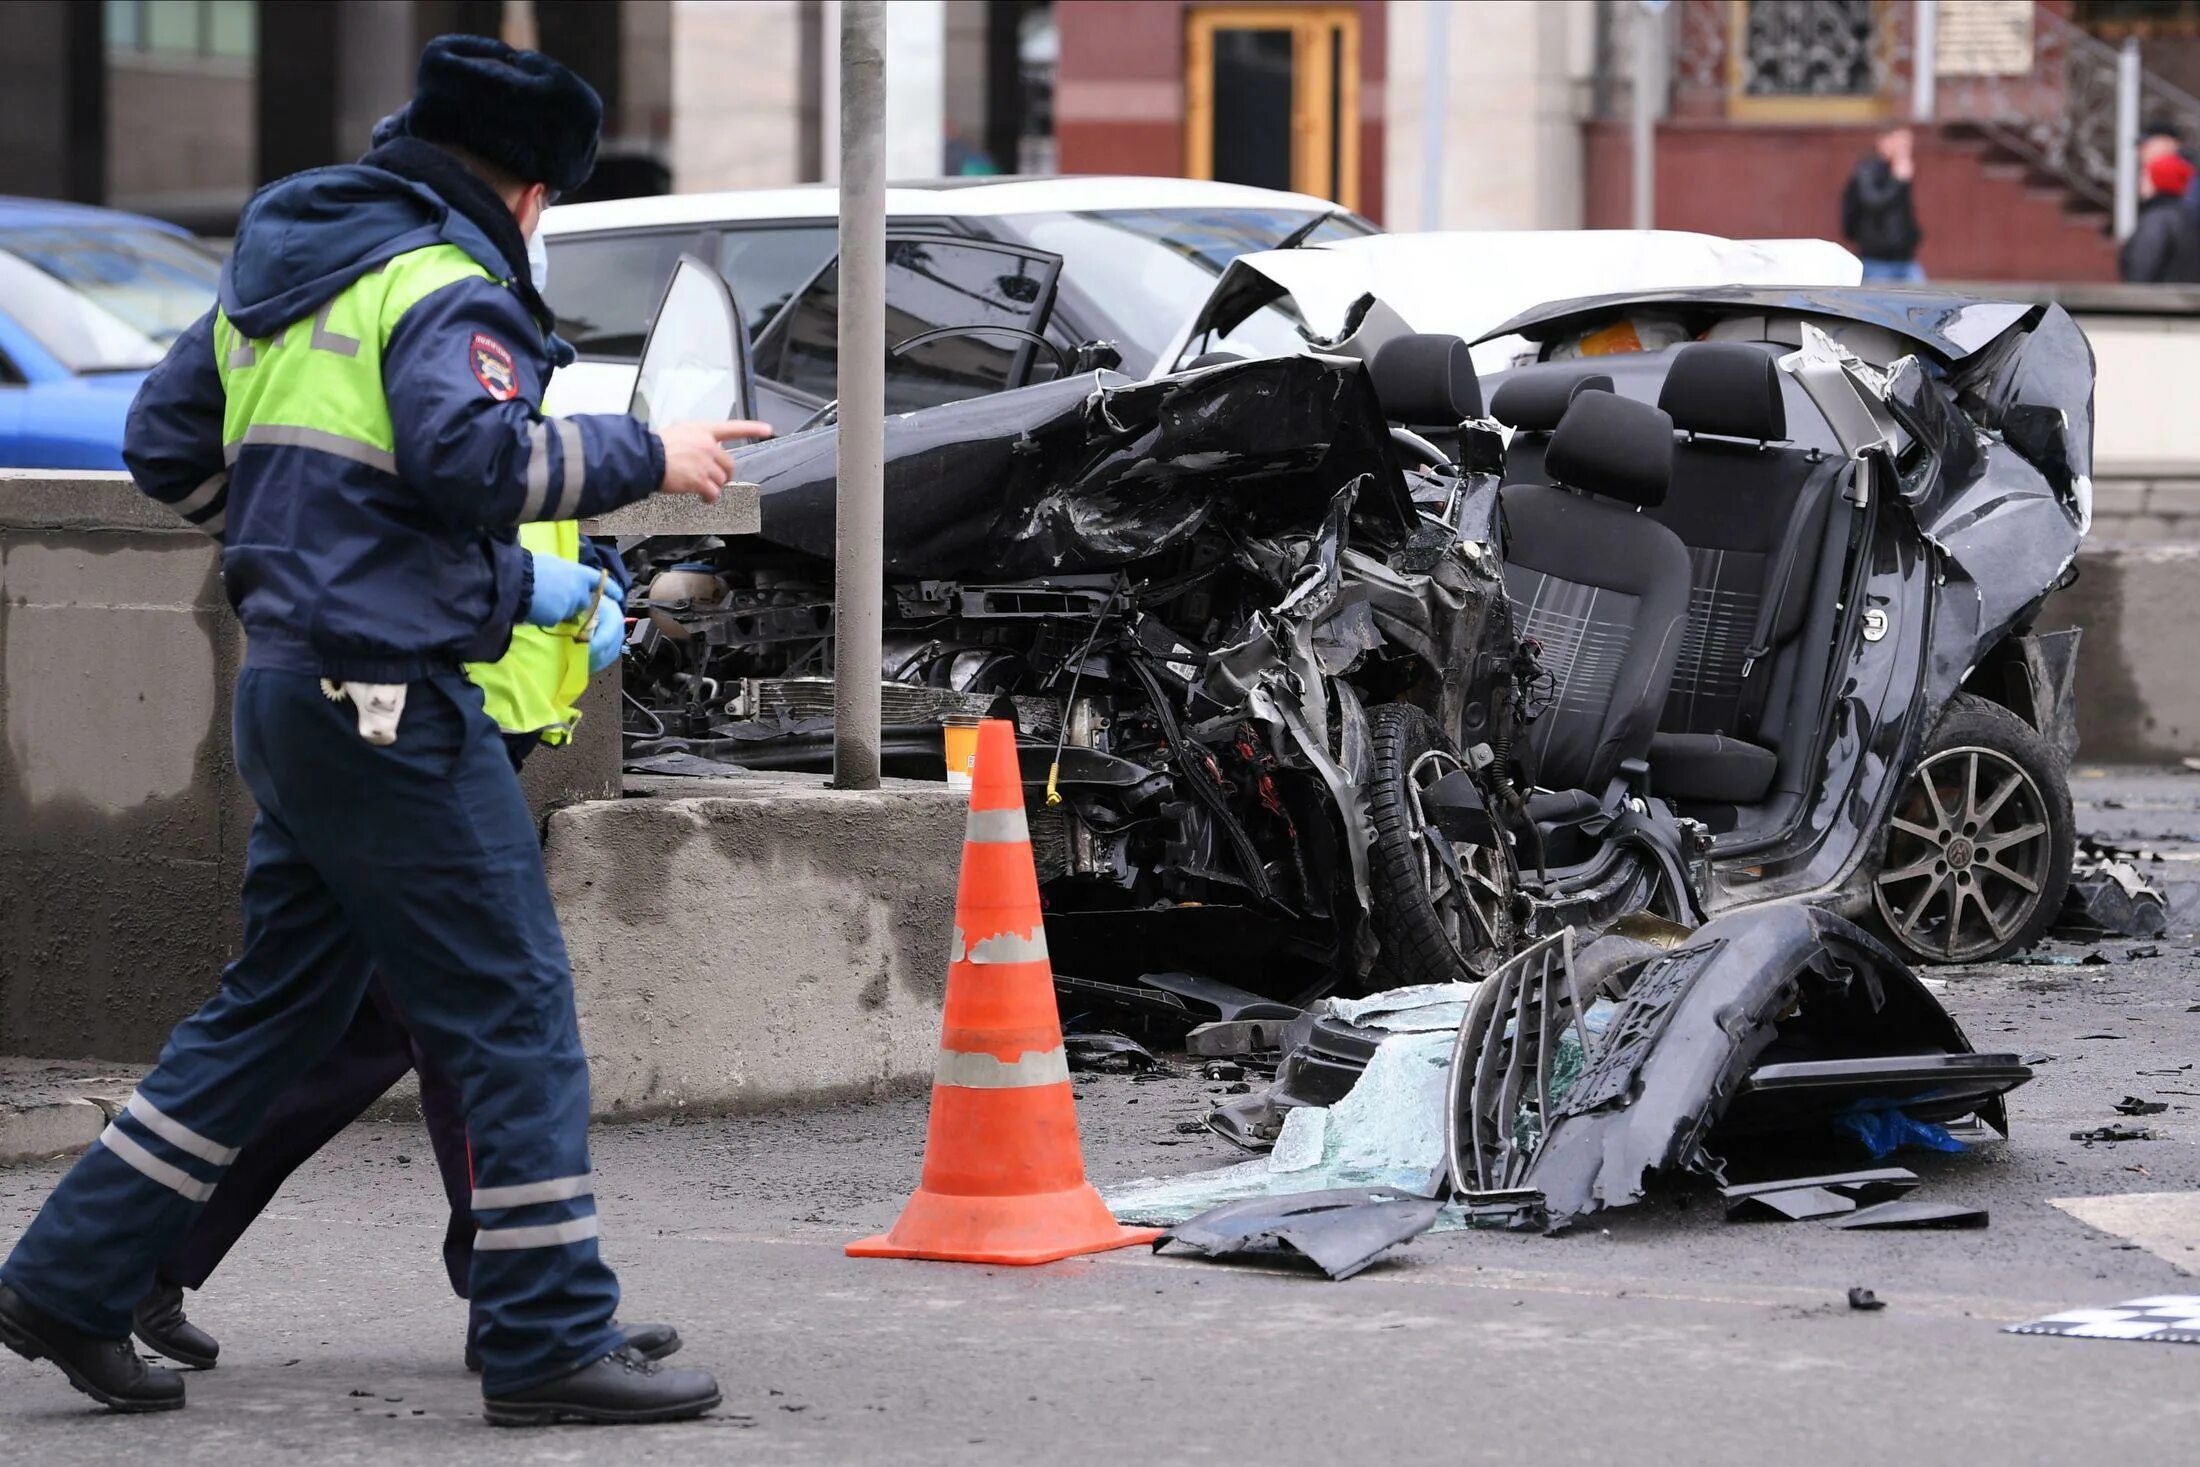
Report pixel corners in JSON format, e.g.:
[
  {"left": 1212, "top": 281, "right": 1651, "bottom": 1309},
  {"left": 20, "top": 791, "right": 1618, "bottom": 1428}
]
[
  {"left": 1868, "top": 693, "right": 2075, "bottom": 965},
  {"left": 1365, "top": 703, "right": 1517, "bottom": 989}
]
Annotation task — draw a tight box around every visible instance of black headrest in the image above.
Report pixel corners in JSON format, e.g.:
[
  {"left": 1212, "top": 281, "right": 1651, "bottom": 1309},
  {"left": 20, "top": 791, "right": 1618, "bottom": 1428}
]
[
  {"left": 1489, "top": 369, "right": 1615, "bottom": 432},
  {"left": 1656, "top": 342, "right": 1787, "bottom": 441},
  {"left": 1185, "top": 350, "right": 1248, "bottom": 370},
  {"left": 1368, "top": 333, "right": 1481, "bottom": 423},
  {"left": 1546, "top": 390, "right": 1674, "bottom": 507}
]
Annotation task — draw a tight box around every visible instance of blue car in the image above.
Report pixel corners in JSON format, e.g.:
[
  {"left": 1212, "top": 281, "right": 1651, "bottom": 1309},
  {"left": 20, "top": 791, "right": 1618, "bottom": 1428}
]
[{"left": 0, "top": 198, "right": 220, "bottom": 469}]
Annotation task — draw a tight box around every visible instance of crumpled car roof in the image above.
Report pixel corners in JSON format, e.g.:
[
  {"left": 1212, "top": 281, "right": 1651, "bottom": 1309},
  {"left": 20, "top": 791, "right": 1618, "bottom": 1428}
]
[{"left": 1476, "top": 285, "right": 2038, "bottom": 363}]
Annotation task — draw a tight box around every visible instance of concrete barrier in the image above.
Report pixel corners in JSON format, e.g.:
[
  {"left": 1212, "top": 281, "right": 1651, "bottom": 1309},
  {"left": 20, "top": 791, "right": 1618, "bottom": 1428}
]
[
  {"left": 2039, "top": 542, "right": 2200, "bottom": 763},
  {"left": 0, "top": 469, "right": 741, "bottom": 1061},
  {"left": 545, "top": 776, "right": 967, "bottom": 1115}
]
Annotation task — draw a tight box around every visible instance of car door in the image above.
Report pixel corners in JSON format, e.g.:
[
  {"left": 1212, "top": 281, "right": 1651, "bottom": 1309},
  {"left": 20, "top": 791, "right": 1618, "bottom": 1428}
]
[
  {"left": 624, "top": 254, "right": 754, "bottom": 429},
  {"left": 749, "top": 234, "right": 1064, "bottom": 425}
]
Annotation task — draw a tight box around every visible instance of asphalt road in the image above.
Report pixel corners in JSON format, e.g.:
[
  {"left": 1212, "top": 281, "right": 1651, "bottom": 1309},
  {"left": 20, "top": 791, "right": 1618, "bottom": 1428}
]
[{"left": 4, "top": 768, "right": 2199, "bottom": 1464}]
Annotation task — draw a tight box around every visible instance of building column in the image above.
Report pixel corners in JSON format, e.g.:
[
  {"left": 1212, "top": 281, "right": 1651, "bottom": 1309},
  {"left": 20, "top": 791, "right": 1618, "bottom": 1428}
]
[
  {"left": 0, "top": 1, "right": 105, "bottom": 203},
  {"left": 258, "top": 1, "right": 341, "bottom": 184},
  {"left": 884, "top": 0, "right": 945, "bottom": 179},
  {"left": 1386, "top": 0, "right": 1589, "bottom": 232}
]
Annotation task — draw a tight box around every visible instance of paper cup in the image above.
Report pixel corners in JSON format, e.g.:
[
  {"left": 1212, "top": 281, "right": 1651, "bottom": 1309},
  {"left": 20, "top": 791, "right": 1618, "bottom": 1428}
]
[{"left": 942, "top": 715, "right": 982, "bottom": 793}]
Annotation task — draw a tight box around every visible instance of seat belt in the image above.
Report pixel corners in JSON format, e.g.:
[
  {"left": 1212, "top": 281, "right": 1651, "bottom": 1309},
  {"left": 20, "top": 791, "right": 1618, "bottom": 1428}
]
[{"left": 1737, "top": 456, "right": 1844, "bottom": 738}]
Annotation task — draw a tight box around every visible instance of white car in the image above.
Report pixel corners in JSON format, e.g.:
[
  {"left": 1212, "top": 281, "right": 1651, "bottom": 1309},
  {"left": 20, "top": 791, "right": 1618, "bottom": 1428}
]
[{"left": 539, "top": 175, "right": 1372, "bottom": 422}]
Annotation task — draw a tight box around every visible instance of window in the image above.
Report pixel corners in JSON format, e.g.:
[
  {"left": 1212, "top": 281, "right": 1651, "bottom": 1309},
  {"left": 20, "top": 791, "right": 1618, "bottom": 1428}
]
[
  {"left": 106, "top": 1, "right": 258, "bottom": 59},
  {"left": 0, "top": 227, "right": 220, "bottom": 373},
  {"left": 996, "top": 206, "right": 1374, "bottom": 375},
  {"left": 1185, "top": 7, "right": 1361, "bottom": 209},
  {"left": 544, "top": 230, "right": 707, "bottom": 361},
  {"left": 757, "top": 238, "right": 1062, "bottom": 414},
  {"left": 1726, "top": 0, "right": 1894, "bottom": 121},
  {"left": 715, "top": 227, "right": 837, "bottom": 338}
]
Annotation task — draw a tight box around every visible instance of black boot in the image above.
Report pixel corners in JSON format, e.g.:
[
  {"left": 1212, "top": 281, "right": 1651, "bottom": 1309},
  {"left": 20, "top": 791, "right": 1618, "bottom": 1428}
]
[
  {"left": 133, "top": 1282, "right": 221, "bottom": 1370},
  {"left": 0, "top": 1282, "right": 186, "bottom": 1413},
  {"left": 483, "top": 1344, "right": 720, "bottom": 1427},
  {"left": 467, "top": 1317, "right": 681, "bottom": 1373}
]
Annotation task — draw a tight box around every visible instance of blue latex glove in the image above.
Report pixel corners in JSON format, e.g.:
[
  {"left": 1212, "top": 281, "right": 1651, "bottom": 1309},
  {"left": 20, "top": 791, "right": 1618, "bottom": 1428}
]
[
  {"left": 586, "top": 600, "right": 626, "bottom": 674},
  {"left": 525, "top": 550, "right": 599, "bottom": 628}
]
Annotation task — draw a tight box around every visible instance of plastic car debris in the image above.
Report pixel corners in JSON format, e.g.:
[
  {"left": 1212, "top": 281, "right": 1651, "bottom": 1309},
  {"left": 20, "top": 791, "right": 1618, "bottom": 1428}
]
[
  {"left": 1445, "top": 932, "right": 1595, "bottom": 1197},
  {"left": 1063, "top": 1032, "right": 1157, "bottom": 1074},
  {"left": 1721, "top": 1168, "right": 1919, "bottom": 1221},
  {"left": 1187, "top": 1019, "right": 1298, "bottom": 1059},
  {"left": 2072, "top": 1125, "right": 2158, "bottom": 1144},
  {"left": 2057, "top": 846, "right": 2171, "bottom": 939},
  {"left": 1153, "top": 1187, "right": 1444, "bottom": 1281},
  {"left": 1848, "top": 1287, "right": 1886, "bottom": 1311},
  {"left": 1724, "top": 1054, "right": 2034, "bottom": 1136},
  {"left": 1831, "top": 1199, "right": 1989, "bottom": 1230},
  {"left": 2006, "top": 1295, "right": 2200, "bottom": 1345},
  {"left": 1728, "top": 1186, "right": 1856, "bottom": 1221},
  {"left": 1522, "top": 906, "right": 2023, "bottom": 1232},
  {"left": 2113, "top": 1096, "right": 2170, "bottom": 1117},
  {"left": 1055, "top": 973, "right": 1302, "bottom": 1047}
]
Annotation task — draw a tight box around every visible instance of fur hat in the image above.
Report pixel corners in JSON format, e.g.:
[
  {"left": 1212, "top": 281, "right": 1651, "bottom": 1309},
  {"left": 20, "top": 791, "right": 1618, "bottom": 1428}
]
[{"left": 404, "top": 35, "right": 601, "bottom": 195}]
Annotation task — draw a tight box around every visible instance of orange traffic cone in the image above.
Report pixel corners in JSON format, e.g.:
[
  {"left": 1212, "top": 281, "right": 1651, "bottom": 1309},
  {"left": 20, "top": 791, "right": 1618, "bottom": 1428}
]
[{"left": 849, "top": 718, "right": 1161, "bottom": 1265}]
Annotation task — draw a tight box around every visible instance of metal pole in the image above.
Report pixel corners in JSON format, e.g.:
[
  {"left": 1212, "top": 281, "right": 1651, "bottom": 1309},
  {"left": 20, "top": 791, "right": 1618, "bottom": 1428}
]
[
  {"left": 2116, "top": 37, "right": 2142, "bottom": 242},
  {"left": 833, "top": 0, "right": 885, "bottom": 789},
  {"left": 1911, "top": 0, "right": 1938, "bottom": 122},
  {"left": 1420, "top": 1, "right": 1450, "bottom": 231},
  {"left": 1631, "top": 1, "right": 1661, "bottom": 230}
]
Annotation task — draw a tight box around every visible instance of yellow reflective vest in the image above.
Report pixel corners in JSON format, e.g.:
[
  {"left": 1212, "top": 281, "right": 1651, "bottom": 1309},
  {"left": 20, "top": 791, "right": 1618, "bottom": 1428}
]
[
  {"left": 212, "top": 241, "right": 594, "bottom": 743},
  {"left": 468, "top": 521, "right": 592, "bottom": 745}
]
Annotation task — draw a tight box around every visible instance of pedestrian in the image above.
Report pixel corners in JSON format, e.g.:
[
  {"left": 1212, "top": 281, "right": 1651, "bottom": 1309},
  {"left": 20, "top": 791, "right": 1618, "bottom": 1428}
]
[
  {"left": 2137, "top": 119, "right": 2200, "bottom": 219},
  {"left": 0, "top": 35, "right": 768, "bottom": 1425},
  {"left": 2123, "top": 150, "right": 2200, "bottom": 284},
  {"left": 1841, "top": 125, "right": 1925, "bottom": 284}
]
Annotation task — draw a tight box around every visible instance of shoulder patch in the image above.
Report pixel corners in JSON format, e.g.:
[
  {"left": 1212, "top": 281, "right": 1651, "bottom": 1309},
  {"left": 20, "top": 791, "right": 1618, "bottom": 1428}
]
[{"left": 470, "top": 333, "right": 518, "bottom": 401}]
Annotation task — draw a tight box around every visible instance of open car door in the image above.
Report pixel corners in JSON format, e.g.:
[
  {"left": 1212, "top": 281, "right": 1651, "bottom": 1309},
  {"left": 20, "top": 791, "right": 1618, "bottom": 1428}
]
[
  {"left": 583, "top": 253, "right": 759, "bottom": 536},
  {"left": 626, "top": 252, "right": 754, "bottom": 429},
  {"left": 746, "top": 233, "right": 1065, "bottom": 432}
]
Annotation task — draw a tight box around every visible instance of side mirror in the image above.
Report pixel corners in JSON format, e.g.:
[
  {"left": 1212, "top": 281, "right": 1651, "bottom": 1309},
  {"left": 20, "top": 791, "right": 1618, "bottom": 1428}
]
[
  {"left": 628, "top": 253, "right": 750, "bottom": 430},
  {"left": 1068, "top": 339, "right": 1124, "bottom": 375}
]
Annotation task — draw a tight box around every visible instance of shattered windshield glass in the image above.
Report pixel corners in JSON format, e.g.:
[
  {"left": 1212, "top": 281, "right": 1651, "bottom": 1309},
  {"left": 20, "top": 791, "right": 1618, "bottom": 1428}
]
[
  {"left": 0, "top": 227, "right": 220, "bottom": 373},
  {"left": 1004, "top": 206, "right": 1372, "bottom": 374}
]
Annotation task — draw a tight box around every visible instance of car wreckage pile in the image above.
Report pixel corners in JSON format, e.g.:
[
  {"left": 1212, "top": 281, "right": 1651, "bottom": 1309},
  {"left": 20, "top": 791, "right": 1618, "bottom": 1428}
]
[{"left": 615, "top": 283, "right": 2159, "bottom": 1270}]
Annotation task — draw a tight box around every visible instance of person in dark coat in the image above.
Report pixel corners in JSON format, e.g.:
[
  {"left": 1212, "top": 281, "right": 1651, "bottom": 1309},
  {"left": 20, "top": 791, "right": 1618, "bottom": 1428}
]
[
  {"left": 1842, "top": 126, "right": 1925, "bottom": 283},
  {"left": 2122, "top": 150, "right": 2200, "bottom": 284}
]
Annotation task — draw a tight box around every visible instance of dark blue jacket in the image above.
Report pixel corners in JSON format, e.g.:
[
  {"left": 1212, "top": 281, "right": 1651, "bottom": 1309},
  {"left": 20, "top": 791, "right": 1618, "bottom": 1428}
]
[{"left": 123, "top": 153, "right": 663, "bottom": 682}]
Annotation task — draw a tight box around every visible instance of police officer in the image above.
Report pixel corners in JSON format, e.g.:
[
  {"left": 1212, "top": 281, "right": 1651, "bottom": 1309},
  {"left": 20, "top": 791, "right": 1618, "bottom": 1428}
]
[
  {"left": 125, "top": 104, "right": 680, "bottom": 1384},
  {"left": 0, "top": 37, "right": 763, "bottom": 1425}
]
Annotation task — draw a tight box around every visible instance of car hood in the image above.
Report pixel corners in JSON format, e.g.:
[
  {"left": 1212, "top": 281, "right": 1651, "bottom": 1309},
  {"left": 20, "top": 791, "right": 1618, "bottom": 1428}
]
[
  {"left": 734, "top": 354, "right": 1413, "bottom": 580},
  {"left": 1162, "top": 231, "right": 1862, "bottom": 378}
]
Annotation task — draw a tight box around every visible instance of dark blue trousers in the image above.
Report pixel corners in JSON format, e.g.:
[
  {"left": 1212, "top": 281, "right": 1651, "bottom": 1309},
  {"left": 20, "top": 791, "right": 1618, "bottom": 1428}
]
[
  {"left": 158, "top": 732, "right": 540, "bottom": 1308},
  {"left": 156, "top": 976, "right": 476, "bottom": 1299},
  {"left": 2, "top": 670, "right": 621, "bottom": 1393}
]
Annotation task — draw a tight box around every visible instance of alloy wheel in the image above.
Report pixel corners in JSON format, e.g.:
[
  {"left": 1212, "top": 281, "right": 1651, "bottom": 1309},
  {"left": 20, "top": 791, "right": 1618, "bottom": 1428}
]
[
  {"left": 1404, "top": 749, "right": 1517, "bottom": 976},
  {"left": 1872, "top": 745, "right": 2054, "bottom": 963}
]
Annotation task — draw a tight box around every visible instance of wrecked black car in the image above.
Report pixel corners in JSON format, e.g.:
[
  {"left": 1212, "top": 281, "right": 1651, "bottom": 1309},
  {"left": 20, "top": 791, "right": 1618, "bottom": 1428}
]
[{"left": 617, "top": 277, "right": 2095, "bottom": 996}]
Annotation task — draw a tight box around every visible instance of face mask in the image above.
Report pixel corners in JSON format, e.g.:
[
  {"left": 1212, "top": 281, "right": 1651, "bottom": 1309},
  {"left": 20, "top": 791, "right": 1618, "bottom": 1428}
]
[{"left": 526, "top": 226, "right": 549, "bottom": 297}]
